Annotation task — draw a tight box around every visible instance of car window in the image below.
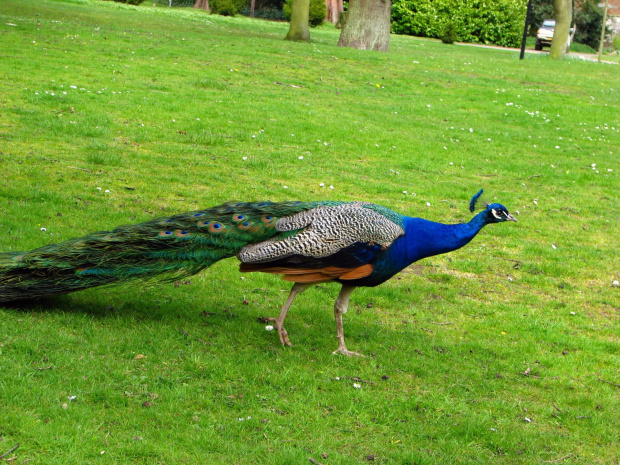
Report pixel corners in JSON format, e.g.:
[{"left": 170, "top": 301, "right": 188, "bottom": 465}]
[{"left": 542, "top": 20, "right": 555, "bottom": 27}]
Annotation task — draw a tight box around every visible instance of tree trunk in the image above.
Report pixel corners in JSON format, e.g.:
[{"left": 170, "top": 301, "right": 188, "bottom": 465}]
[
  {"left": 250, "top": 0, "right": 255, "bottom": 17},
  {"left": 337, "top": 0, "right": 391, "bottom": 52},
  {"left": 193, "top": 0, "right": 209, "bottom": 11},
  {"left": 285, "top": 0, "right": 310, "bottom": 42},
  {"left": 325, "top": 0, "right": 344, "bottom": 24},
  {"left": 597, "top": 0, "right": 608, "bottom": 61},
  {"left": 549, "top": 0, "right": 572, "bottom": 59}
]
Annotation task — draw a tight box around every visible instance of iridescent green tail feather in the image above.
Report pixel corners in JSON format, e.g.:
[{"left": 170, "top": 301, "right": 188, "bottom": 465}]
[{"left": 0, "top": 201, "right": 318, "bottom": 302}]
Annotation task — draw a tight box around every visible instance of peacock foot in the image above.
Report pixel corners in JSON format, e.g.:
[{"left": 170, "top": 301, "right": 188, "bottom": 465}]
[
  {"left": 266, "top": 317, "right": 292, "bottom": 346},
  {"left": 332, "top": 347, "right": 365, "bottom": 357}
]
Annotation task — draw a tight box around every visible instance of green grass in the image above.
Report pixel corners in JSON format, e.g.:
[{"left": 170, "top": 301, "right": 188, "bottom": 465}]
[{"left": 1, "top": 1, "right": 619, "bottom": 463}]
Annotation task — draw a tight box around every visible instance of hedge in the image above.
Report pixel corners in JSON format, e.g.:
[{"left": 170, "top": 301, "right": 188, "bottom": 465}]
[{"left": 392, "top": 0, "right": 527, "bottom": 48}]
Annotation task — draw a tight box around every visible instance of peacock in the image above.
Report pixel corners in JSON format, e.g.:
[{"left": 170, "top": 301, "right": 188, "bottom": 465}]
[{"left": 0, "top": 189, "right": 516, "bottom": 356}]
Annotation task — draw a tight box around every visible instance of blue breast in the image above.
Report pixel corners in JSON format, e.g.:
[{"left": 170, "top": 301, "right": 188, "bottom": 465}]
[{"left": 345, "top": 216, "right": 483, "bottom": 287}]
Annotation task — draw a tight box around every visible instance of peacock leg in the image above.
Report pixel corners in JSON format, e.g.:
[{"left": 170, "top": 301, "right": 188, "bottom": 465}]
[
  {"left": 332, "top": 285, "right": 363, "bottom": 357},
  {"left": 267, "top": 282, "right": 311, "bottom": 346}
]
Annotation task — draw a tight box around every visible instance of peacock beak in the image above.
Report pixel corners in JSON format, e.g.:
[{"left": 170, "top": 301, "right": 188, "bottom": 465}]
[{"left": 505, "top": 213, "right": 518, "bottom": 222}]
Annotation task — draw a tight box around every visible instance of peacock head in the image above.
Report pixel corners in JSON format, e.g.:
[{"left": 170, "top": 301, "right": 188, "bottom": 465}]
[
  {"left": 470, "top": 189, "right": 517, "bottom": 224},
  {"left": 483, "top": 203, "right": 518, "bottom": 223}
]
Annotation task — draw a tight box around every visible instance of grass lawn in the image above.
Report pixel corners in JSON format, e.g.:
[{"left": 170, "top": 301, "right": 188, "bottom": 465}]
[
  {"left": 0, "top": 0, "right": 619, "bottom": 463},
  {"left": 521, "top": 37, "right": 620, "bottom": 64}
]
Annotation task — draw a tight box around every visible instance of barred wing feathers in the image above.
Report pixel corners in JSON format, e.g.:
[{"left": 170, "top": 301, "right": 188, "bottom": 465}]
[{"left": 238, "top": 203, "right": 405, "bottom": 283}]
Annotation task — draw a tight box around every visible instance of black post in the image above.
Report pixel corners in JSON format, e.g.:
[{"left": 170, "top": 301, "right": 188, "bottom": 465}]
[{"left": 520, "top": 0, "right": 534, "bottom": 60}]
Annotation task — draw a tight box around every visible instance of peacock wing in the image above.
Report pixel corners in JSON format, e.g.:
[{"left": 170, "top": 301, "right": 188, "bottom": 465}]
[{"left": 237, "top": 203, "right": 405, "bottom": 265}]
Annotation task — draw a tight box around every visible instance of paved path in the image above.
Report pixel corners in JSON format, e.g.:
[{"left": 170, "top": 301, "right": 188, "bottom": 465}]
[{"left": 455, "top": 42, "right": 619, "bottom": 64}]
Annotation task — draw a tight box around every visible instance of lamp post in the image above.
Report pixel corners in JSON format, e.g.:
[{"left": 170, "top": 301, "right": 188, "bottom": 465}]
[{"left": 520, "top": 0, "right": 534, "bottom": 59}]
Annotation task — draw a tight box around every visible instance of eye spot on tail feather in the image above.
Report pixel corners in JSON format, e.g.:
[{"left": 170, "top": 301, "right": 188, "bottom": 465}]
[
  {"left": 261, "top": 215, "right": 276, "bottom": 227},
  {"left": 209, "top": 222, "right": 226, "bottom": 233}
]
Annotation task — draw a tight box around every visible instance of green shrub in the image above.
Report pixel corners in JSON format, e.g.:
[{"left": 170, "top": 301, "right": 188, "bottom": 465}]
[
  {"left": 282, "top": 0, "right": 291, "bottom": 20},
  {"left": 240, "top": 6, "right": 286, "bottom": 20},
  {"left": 210, "top": 0, "right": 247, "bottom": 15},
  {"left": 111, "top": 0, "right": 146, "bottom": 5},
  {"left": 308, "top": 0, "right": 325, "bottom": 27},
  {"left": 391, "top": 0, "right": 526, "bottom": 48},
  {"left": 283, "top": 0, "right": 325, "bottom": 27},
  {"left": 441, "top": 21, "right": 457, "bottom": 44}
]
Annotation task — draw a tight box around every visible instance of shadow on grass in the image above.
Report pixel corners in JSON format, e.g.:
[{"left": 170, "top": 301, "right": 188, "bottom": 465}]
[{"left": 1, "top": 284, "right": 254, "bottom": 328}]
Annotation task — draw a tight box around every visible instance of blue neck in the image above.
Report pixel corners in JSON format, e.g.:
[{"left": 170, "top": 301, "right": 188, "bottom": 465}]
[{"left": 380, "top": 210, "right": 489, "bottom": 273}]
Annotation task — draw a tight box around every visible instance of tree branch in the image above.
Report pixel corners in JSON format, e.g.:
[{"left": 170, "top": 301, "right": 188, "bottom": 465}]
[
  {"left": 600, "top": 378, "right": 620, "bottom": 388},
  {"left": 0, "top": 443, "right": 19, "bottom": 460}
]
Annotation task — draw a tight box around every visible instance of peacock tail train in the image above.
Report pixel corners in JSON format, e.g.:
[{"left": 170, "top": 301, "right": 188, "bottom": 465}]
[{"left": 0, "top": 201, "right": 352, "bottom": 303}]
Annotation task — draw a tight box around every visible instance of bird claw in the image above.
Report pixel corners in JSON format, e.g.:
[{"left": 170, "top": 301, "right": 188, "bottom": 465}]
[
  {"left": 265, "top": 317, "right": 293, "bottom": 346},
  {"left": 332, "top": 347, "right": 364, "bottom": 357}
]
